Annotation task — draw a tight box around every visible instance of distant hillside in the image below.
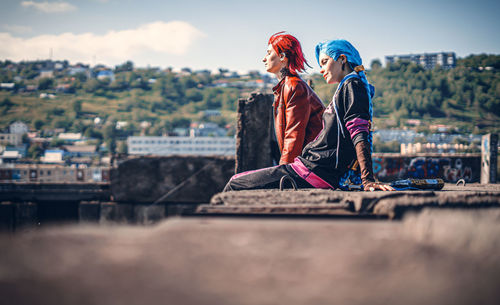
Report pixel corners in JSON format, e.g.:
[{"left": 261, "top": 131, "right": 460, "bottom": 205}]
[
  {"left": 0, "top": 61, "right": 268, "bottom": 136},
  {"left": 0, "top": 54, "right": 499, "bottom": 136}
]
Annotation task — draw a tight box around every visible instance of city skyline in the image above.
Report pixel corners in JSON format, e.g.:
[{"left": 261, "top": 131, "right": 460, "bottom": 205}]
[{"left": 1, "top": 0, "right": 499, "bottom": 73}]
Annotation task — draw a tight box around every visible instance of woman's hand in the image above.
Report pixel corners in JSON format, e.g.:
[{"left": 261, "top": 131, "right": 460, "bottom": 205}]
[{"left": 363, "top": 181, "right": 395, "bottom": 191}]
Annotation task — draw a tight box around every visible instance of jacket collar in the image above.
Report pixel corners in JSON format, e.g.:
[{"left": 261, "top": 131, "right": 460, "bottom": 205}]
[
  {"left": 272, "top": 77, "right": 286, "bottom": 95},
  {"left": 272, "top": 74, "right": 300, "bottom": 95}
]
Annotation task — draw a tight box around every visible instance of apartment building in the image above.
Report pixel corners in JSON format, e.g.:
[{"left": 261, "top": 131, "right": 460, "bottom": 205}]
[
  {"left": 385, "top": 52, "right": 456, "bottom": 69},
  {"left": 127, "top": 136, "right": 235, "bottom": 156}
]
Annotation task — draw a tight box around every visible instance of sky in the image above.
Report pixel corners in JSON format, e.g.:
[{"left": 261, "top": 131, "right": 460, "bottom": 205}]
[{"left": 0, "top": 0, "right": 499, "bottom": 74}]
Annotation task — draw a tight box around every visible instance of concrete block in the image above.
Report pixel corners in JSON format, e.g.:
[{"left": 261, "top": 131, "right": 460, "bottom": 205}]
[
  {"left": 100, "top": 202, "right": 133, "bottom": 224},
  {"left": 14, "top": 202, "right": 38, "bottom": 232},
  {"left": 79, "top": 201, "right": 101, "bottom": 223},
  {"left": 235, "top": 93, "right": 274, "bottom": 173},
  {"left": 165, "top": 203, "right": 199, "bottom": 216},
  {"left": 111, "top": 156, "right": 234, "bottom": 204},
  {"left": 0, "top": 202, "right": 14, "bottom": 232},
  {"left": 134, "top": 205, "right": 165, "bottom": 225}
]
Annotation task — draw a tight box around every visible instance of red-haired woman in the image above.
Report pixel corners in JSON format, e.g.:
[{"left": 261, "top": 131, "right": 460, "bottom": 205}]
[{"left": 263, "top": 32, "right": 325, "bottom": 165}]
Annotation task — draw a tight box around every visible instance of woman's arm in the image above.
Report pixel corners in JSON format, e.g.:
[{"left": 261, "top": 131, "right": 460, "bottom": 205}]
[
  {"left": 342, "top": 79, "right": 394, "bottom": 191},
  {"left": 355, "top": 140, "right": 394, "bottom": 191}
]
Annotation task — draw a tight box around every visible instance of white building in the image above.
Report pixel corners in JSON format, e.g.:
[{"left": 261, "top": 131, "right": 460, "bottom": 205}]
[
  {"left": 9, "top": 121, "right": 29, "bottom": 134},
  {"left": 40, "top": 150, "right": 65, "bottom": 163},
  {"left": 127, "top": 136, "right": 235, "bottom": 156},
  {"left": 385, "top": 52, "right": 456, "bottom": 69},
  {"left": 57, "top": 132, "right": 83, "bottom": 142},
  {"left": 96, "top": 70, "right": 115, "bottom": 82},
  {"left": 0, "top": 133, "right": 22, "bottom": 146}
]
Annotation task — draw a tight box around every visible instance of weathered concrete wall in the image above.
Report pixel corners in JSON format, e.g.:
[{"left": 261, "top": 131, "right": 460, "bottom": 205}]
[
  {"left": 110, "top": 155, "right": 235, "bottom": 203},
  {"left": 0, "top": 201, "right": 37, "bottom": 232},
  {"left": 235, "top": 93, "right": 274, "bottom": 173},
  {"left": 373, "top": 153, "right": 481, "bottom": 183},
  {"left": 0, "top": 183, "right": 110, "bottom": 201}
]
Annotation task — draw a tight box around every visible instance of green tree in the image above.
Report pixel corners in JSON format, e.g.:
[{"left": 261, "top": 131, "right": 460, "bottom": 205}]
[
  {"left": 50, "top": 137, "right": 65, "bottom": 147},
  {"left": 28, "top": 144, "right": 44, "bottom": 159},
  {"left": 73, "top": 100, "right": 82, "bottom": 117},
  {"left": 38, "top": 77, "right": 54, "bottom": 90},
  {"left": 370, "top": 59, "right": 382, "bottom": 70},
  {"left": 117, "top": 141, "right": 128, "bottom": 154},
  {"left": 34, "top": 119, "right": 44, "bottom": 130},
  {"left": 115, "top": 61, "right": 134, "bottom": 72}
]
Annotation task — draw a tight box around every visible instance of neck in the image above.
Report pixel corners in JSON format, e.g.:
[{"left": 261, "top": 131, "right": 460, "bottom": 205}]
[{"left": 276, "top": 67, "right": 293, "bottom": 80}]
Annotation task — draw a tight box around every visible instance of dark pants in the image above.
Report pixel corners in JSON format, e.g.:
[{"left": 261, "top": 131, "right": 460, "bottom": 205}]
[{"left": 223, "top": 164, "right": 313, "bottom": 191}]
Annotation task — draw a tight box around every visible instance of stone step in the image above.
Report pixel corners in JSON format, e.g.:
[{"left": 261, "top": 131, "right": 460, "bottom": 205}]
[
  {"left": 197, "top": 184, "right": 500, "bottom": 219},
  {"left": 197, "top": 203, "right": 356, "bottom": 216}
]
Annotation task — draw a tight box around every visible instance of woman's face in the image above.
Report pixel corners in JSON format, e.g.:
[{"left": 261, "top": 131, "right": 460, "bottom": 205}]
[
  {"left": 263, "top": 44, "right": 283, "bottom": 74},
  {"left": 319, "top": 53, "right": 343, "bottom": 84}
]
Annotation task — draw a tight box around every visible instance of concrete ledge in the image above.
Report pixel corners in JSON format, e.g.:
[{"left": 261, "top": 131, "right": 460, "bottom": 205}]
[
  {"left": 0, "top": 182, "right": 110, "bottom": 202},
  {"left": 198, "top": 184, "right": 500, "bottom": 218}
]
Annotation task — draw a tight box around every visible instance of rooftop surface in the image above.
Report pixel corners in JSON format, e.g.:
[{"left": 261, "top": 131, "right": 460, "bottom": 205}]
[
  {"left": 1, "top": 207, "right": 499, "bottom": 305},
  {"left": 1, "top": 184, "right": 500, "bottom": 304}
]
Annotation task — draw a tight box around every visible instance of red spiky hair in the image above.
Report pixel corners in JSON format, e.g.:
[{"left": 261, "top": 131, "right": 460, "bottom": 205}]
[{"left": 268, "top": 31, "right": 309, "bottom": 74}]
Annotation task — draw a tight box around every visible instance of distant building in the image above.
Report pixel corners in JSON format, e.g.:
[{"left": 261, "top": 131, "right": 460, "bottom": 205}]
[
  {"left": 373, "top": 129, "right": 422, "bottom": 144},
  {"left": 0, "top": 164, "right": 110, "bottom": 183},
  {"left": 0, "top": 83, "right": 15, "bottom": 90},
  {"left": 57, "top": 133, "right": 83, "bottom": 142},
  {"left": 40, "top": 150, "right": 65, "bottom": 164},
  {"left": 190, "top": 122, "right": 227, "bottom": 137},
  {"left": 10, "top": 121, "right": 29, "bottom": 134},
  {"left": 127, "top": 136, "right": 235, "bottom": 156},
  {"left": 0, "top": 133, "right": 22, "bottom": 146},
  {"left": 39, "top": 93, "right": 56, "bottom": 99},
  {"left": 39, "top": 70, "right": 54, "bottom": 78},
  {"left": 63, "top": 145, "right": 97, "bottom": 158},
  {"left": 116, "top": 121, "right": 129, "bottom": 130},
  {"left": 68, "top": 65, "right": 89, "bottom": 76},
  {"left": 429, "top": 124, "right": 453, "bottom": 133},
  {"left": 0, "top": 150, "right": 22, "bottom": 164},
  {"left": 172, "top": 128, "right": 189, "bottom": 136},
  {"left": 56, "top": 83, "right": 74, "bottom": 93},
  {"left": 401, "top": 142, "right": 477, "bottom": 155},
  {"left": 200, "top": 109, "right": 221, "bottom": 118},
  {"left": 385, "top": 52, "right": 456, "bottom": 69},
  {"left": 96, "top": 70, "right": 115, "bottom": 82}
]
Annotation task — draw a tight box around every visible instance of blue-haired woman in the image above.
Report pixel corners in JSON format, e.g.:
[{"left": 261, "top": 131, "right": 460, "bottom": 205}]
[{"left": 224, "top": 39, "right": 393, "bottom": 192}]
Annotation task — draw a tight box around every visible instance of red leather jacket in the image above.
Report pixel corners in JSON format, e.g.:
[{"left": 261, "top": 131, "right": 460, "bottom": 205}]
[{"left": 273, "top": 75, "right": 325, "bottom": 164}]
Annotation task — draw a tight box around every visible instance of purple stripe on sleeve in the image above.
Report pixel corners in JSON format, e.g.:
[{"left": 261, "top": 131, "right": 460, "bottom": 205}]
[{"left": 346, "top": 118, "right": 370, "bottom": 140}]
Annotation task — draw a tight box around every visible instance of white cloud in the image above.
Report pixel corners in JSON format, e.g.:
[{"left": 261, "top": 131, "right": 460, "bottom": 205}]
[
  {"left": 0, "top": 21, "right": 205, "bottom": 66},
  {"left": 21, "top": 1, "right": 77, "bottom": 13},
  {"left": 1, "top": 24, "right": 32, "bottom": 34}
]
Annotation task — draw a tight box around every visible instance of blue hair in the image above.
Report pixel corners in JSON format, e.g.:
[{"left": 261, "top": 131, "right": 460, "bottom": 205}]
[
  {"left": 315, "top": 39, "right": 362, "bottom": 67},
  {"left": 316, "top": 39, "right": 375, "bottom": 189}
]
